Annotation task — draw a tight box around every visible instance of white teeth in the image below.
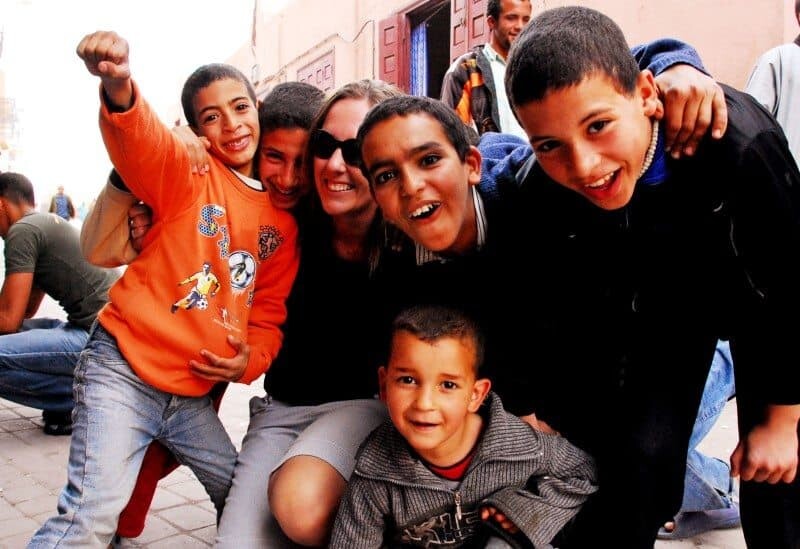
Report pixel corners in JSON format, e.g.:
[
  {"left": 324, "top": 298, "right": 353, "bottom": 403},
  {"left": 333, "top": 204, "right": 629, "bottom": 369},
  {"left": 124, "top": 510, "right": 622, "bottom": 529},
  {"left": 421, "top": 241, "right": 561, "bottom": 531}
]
[
  {"left": 409, "top": 203, "right": 436, "bottom": 219},
  {"left": 226, "top": 136, "right": 249, "bottom": 150},
  {"left": 586, "top": 171, "right": 615, "bottom": 188},
  {"left": 328, "top": 183, "right": 353, "bottom": 192}
]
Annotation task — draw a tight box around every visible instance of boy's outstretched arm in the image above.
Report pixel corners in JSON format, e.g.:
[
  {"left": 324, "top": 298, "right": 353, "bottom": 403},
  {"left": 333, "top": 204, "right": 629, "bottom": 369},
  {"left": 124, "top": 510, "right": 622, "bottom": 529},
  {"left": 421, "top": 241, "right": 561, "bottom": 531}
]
[
  {"left": 76, "top": 30, "right": 133, "bottom": 110},
  {"left": 633, "top": 38, "right": 728, "bottom": 157},
  {"left": 80, "top": 171, "right": 139, "bottom": 268}
]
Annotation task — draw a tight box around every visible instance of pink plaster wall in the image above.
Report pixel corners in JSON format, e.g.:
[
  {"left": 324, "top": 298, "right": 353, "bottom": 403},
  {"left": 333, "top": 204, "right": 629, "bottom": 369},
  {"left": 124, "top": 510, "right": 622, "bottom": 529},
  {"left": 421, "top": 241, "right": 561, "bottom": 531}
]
[
  {"left": 532, "top": 0, "right": 792, "bottom": 88},
  {"left": 231, "top": 0, "right": 796, "bottom": 92}
]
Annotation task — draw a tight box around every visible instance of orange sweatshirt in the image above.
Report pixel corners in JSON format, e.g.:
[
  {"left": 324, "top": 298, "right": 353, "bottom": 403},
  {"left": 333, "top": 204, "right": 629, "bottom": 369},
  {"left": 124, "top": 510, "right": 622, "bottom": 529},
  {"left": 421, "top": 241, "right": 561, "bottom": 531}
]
[{"left": 97, "top": 82, "right": 299, "bottom": 396}]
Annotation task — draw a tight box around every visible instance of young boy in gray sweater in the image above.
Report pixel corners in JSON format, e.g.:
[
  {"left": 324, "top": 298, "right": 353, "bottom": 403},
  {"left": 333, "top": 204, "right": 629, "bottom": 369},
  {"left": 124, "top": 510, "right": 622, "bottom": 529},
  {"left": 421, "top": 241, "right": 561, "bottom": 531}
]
[{"left": 330, "top": 305, "right": 597, "bottom": 548}]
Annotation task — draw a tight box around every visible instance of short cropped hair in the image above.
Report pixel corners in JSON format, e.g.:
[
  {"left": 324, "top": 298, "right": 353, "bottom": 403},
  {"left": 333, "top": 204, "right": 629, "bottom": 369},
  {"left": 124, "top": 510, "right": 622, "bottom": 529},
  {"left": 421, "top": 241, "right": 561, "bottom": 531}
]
[
  {"left": 181, "top": 64, "right": 257, "bottom": 128},
  {"left": 487, "top": 0, "right": 502, "bottom": 20},
  {"left": 488, "top": 0, "right": 531, "bottom": 20},
  {"left": 506, "top": 6, "right": 640, "bottom": 108},
  {"left": 259, "top": 82, "right": 325, "bottom": 134},
  {"left": 357, "top": 95, "right": 472, "bottom": 184},
  {"left": 392, "top": 304, "right": 485, "bottom": 375},
  {"left": 0, "top": 172, "right": 35, "bottom": 206}
]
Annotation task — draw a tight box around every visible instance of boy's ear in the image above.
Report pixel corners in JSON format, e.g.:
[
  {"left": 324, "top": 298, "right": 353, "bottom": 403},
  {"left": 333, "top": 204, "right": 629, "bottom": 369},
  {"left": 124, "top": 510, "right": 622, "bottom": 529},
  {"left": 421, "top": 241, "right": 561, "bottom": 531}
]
[
  {"left": 638, "top": 70, "right": 663, "bottom": 119},
  {"left": 468, "top": 378, "right": 491, "bottom": 412},
  {"left": 465, "top": 145, "right": 482, "bottom": 187},
  {"left": 378, "top": 366, "right": 388, "bottom": 402}
]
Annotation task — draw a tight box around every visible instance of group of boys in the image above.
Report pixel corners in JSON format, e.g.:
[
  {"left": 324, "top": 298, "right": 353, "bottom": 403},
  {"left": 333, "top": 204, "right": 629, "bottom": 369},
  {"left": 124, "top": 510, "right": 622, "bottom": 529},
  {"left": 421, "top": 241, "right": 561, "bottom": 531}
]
[
  {"left": 12, "top": 5, "right": 800, "bottom": 549},
  {"left": 341, "top": 8, "right": 799, "bottom": 547}
]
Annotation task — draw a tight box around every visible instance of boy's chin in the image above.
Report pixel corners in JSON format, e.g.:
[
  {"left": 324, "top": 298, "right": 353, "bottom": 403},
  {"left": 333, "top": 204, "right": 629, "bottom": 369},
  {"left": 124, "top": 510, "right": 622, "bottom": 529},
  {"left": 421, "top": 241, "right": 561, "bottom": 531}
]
[{"left": 415, "top": 233, "right": 459, "bottom": 255}]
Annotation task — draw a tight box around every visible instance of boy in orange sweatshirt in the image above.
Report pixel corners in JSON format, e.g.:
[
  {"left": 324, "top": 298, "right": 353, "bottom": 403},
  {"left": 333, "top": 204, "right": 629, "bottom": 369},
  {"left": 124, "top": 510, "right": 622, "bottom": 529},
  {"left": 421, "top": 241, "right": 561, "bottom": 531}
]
[{"left": 29, "top": 30, "right": 298, "bottom": 547}]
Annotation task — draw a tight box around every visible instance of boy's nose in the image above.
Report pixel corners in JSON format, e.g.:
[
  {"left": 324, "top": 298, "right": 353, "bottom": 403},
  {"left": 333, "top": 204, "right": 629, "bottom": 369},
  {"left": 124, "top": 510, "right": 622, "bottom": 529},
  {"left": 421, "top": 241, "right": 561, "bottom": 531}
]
[
  {"left": 281, "top": 164, "right": 298, "bottom": 186},
  {"left": 413, "top": 386, "right": 436, "bottom": 410},
  {"left": 284, "top": 163, "right": 296, "bottom": 182},
  {"left": 570, "top": 143, "right": 600, "bottom": 179},
  {"left": 222, "top": 113, "right": 242, "bottom": 131},
  {"left": 400, "top": 172, "right": 425, "bottom": 197}
]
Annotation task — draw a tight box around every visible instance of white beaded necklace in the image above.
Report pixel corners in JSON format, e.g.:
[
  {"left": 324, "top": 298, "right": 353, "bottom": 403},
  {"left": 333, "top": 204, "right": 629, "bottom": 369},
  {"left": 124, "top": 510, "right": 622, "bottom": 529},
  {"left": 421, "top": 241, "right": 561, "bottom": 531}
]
[{"left": 638, "top": 119, "right": 660, "bottom": 179}]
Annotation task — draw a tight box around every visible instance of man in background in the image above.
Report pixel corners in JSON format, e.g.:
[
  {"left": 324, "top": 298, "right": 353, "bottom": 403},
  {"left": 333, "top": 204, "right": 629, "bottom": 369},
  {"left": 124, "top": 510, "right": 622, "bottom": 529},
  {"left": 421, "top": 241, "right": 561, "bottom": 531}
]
[
  {"left": 745, "top": 0, "right": 800, "bottom": 164},
  {"left": 0, "top": 172, "right": 118, "bottom": 435},
  {"left": 441, "top": 0, "right": 531, "bottom": 140},
  {"left": 48, "top": 184, "right": 76, "bottom": 220}
]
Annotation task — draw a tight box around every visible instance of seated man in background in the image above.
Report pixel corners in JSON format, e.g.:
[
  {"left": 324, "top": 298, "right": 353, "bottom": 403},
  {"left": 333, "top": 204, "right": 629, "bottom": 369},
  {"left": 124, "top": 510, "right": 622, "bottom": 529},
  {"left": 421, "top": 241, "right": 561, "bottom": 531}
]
[{"left": 0, "top": 172, "right": 119, "bottom": 435}]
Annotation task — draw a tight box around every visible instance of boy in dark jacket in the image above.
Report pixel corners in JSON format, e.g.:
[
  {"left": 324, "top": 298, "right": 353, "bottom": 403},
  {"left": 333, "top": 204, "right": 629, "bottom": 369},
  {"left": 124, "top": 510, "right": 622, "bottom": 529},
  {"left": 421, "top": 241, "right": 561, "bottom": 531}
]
[{"left": 505, "top": 6, "right": 800, "bottom": 548}]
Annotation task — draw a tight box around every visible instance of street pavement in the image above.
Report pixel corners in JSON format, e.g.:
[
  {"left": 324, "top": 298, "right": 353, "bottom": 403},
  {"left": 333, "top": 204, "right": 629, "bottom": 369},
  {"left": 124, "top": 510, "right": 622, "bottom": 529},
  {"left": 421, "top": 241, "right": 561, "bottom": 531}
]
[
  {"left": 0, "top": 376, "right": 261, "bottom": 548},
  {"left": 0, "top": 293, "right": 747, "bottom": 547}
]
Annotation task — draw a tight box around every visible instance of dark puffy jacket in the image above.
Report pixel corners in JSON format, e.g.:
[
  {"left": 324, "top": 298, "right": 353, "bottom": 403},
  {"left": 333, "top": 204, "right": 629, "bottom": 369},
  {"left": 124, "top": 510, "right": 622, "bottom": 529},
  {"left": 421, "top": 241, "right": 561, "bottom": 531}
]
[{"left": 441, "top": 45, "right": 501, "bottom": 135}]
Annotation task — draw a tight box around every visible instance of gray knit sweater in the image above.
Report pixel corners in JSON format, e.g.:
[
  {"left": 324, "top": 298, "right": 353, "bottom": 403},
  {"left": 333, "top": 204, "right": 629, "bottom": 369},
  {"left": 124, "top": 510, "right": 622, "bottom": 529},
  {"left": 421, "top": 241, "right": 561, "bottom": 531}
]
[{"left": 329, "top": 393, "right": 598, "bottom": 548}]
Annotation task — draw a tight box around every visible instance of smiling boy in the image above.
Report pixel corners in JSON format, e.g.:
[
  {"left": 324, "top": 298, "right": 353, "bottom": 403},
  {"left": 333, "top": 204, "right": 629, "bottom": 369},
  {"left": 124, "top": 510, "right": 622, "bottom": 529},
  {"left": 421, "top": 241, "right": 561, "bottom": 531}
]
[
  {"left": 330, "top": 305, "right": 597, "bottom": 548},
  {"left": 77, "top": 81, "right": 324, "bottom": 543},
  {"left": 29, "top": 31, "right": 298, "bottom": 547},
  {"left": 364, "top": 98, "right": 482, "bottom": 256},
  {"left": 505, "top": 6, "right": 800, "bottom": 548}
]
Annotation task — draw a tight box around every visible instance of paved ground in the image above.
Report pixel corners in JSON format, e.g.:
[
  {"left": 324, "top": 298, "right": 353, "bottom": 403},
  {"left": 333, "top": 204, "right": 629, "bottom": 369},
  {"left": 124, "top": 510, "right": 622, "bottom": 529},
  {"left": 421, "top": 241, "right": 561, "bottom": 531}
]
[
  {"left": 0, "top": 377, "right": 261, "bottom": 548},
  {"left": 0, "top": 288, "right": 747, "bottom": 547}
]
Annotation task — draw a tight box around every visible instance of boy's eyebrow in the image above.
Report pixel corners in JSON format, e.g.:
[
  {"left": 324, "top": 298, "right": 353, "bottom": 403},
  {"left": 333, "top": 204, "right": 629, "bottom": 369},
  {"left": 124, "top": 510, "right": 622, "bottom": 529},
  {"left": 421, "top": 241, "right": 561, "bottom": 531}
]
[
  {"left": 366, "top": 141, "right": 445, "bottom": 175},
  {"left": 579, "top": 107, "right": 613, "bottom": 125},
  {"left": 529, "top": 107, "right": 613, "bottom": 142},
  {"left": 262, "top": 145, "right": 285, "bottom": 156},
  {"left": 196, "top": 95, "right": 251, "bottom": 119},
  {"left": 438, "top": 371, "right": 468, "bottom": 381}
]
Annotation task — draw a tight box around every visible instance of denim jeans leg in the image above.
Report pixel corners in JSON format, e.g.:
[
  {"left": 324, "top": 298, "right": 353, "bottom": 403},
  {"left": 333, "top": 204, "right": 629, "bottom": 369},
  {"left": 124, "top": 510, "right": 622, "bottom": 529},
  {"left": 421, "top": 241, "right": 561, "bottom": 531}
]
[
  {"left": 162, "top": 393, "right": 238, "bottom": 513},
  {"left": 0, "top": 318, "right": 87, "bottom": 413},
  {"left": 28, "top": 325, "right": 165, "bottom": 549},
  {"left": 681, "top": 340, "right": 737, "bottom": 512}
]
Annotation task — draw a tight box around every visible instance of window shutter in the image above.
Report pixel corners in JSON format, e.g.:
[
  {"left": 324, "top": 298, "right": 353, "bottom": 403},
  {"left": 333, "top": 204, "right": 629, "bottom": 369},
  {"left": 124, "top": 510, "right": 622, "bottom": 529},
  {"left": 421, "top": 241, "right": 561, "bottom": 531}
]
[
  {"left": 378, "top": 13, "right": 408, "bottom": 92},
  {"left": 467, "top": 0, "right": 488, "bottom": 52},
  {"left": 450, "top": 0, "right": 468, "bottom": 62}
]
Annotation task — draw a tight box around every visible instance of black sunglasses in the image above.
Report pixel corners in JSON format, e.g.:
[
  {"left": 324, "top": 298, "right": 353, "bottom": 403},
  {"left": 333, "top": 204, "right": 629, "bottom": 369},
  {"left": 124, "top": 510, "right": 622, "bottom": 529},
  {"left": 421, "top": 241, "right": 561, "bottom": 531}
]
[{"left": 310, "top": 129, "right": 361, "bottom": 166}]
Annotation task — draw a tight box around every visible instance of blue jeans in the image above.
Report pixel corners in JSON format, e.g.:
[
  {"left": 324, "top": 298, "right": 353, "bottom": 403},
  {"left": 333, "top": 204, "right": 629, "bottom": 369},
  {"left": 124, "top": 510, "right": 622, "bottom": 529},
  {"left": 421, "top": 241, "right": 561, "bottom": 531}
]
[
  {"left": 0, "top": 318, "right": 87, "bottom": 413},
  {"left": 28, "top": 324, "right": 237, "bottom": 548},
  {"left": 681, "top": 340, "right": 737, "bottom": 512}
]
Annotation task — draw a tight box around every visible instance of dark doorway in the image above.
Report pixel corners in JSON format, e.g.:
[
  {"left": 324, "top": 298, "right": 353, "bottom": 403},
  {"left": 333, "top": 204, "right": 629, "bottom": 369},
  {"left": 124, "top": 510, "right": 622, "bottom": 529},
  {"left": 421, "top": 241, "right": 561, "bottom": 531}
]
[{"left": 408, "top": 0, "right": 451, "bottom": 98}]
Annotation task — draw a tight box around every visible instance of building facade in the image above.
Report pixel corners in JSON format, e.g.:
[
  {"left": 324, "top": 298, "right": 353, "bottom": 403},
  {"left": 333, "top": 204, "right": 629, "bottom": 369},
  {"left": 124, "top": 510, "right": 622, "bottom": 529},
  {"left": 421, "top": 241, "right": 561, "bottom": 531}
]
[{"left": 226, "top": 0, "right": 794, "bottom": 99}]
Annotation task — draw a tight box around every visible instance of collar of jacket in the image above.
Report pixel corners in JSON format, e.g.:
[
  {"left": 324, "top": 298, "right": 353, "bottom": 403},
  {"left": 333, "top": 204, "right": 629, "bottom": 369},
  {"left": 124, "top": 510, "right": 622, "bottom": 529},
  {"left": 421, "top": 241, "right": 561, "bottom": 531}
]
[{"left": 353, "top": 392, "right": 545, "bottom": 483}]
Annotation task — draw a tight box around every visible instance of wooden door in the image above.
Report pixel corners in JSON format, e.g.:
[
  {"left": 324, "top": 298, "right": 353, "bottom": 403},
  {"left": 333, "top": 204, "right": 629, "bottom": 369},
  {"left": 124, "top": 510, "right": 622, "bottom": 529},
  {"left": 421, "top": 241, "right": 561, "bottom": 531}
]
[
  {"left": 450, "top": 0, "right": 487, "bottom": 62},
  {"left": 378, "top": 13, "right": 409, "bottom": 92}
]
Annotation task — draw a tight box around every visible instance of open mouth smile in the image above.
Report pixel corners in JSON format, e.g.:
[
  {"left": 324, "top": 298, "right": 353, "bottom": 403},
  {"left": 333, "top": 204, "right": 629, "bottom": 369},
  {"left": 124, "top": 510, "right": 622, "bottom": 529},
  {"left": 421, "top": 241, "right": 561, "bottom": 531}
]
[{"left": 409, "top": 202, "right": 441, "bottom": 220}]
